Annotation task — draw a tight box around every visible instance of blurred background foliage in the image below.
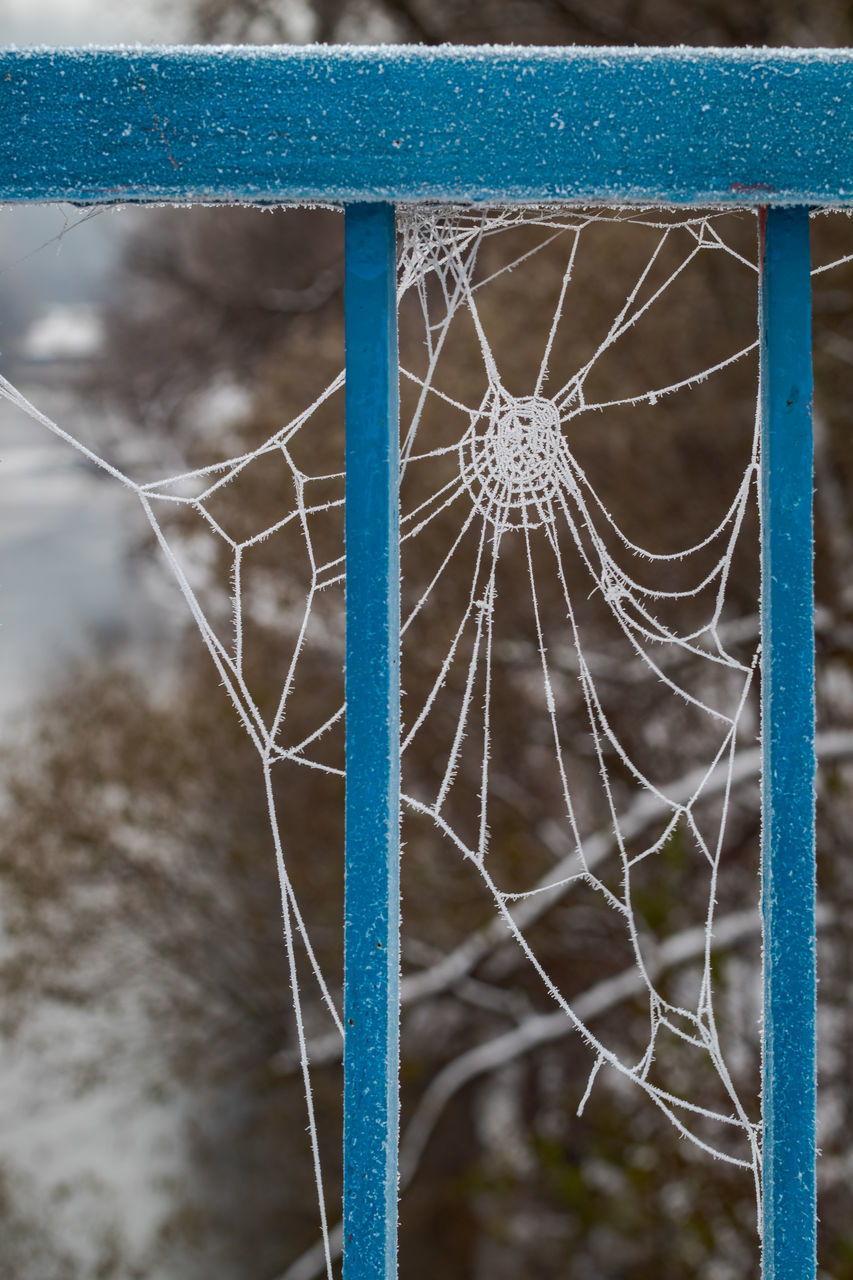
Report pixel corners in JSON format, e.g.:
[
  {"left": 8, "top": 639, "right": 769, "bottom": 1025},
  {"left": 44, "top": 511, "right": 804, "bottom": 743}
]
[{"left": 1, "top": 3, "right": 853, "bottom": 1279}]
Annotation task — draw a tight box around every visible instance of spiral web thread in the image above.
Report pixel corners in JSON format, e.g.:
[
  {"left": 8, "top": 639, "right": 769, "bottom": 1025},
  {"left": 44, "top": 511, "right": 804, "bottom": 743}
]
[{"left": 0, "top": 203, "right": 814, "bottom": 1277}]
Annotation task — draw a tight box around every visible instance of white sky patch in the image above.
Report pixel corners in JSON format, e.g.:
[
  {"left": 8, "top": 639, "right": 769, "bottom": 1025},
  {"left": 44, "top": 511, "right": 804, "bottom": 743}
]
[
  {"left": 0, "top": 0, "right": 186, "bottom": 46},
  {"left": 23, "top": 303, "right": 104, "bottom": 360},
  {"left": 0, "top": 0, "right": 316, "bottom": 45}
]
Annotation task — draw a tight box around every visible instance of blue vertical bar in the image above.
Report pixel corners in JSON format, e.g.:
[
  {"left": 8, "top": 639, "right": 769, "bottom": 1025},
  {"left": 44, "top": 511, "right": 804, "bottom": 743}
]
[
  {"left": 343, "top": 202, "right": 400, "bottom": 1280},
  {"left": 759, "top": 205, "right": 816, "bottom": 1280}
]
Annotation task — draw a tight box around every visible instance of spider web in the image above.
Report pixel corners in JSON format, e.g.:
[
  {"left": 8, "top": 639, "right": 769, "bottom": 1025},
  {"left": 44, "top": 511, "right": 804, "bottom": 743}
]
[
  {"left": 1, "top": 203, "right": 765, "bottom": 1278},
  {"left": 394, "top": 205, "right": 761, "bottom": 1213}
]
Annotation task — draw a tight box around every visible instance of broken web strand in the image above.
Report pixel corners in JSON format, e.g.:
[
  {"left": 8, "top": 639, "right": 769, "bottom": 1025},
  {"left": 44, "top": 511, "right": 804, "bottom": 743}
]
[
  {"left": 0, "top": 366, "right": 346, "bottom": 1280},
  {"left": 397, "top": 206, "right": 763, "bottom": 1217}
]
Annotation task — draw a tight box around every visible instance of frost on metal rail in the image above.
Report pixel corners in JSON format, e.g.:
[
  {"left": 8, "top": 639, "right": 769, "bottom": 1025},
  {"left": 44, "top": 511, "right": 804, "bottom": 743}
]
[
  {"left": 0, "top": 45, "right": 851, "bottom": 206},
  {"left": 0, "top": 42, "right": 841, "bottom": 1280}
]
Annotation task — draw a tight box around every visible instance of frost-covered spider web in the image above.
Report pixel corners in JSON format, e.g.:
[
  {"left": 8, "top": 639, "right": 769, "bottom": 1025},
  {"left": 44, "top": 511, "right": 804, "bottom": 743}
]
[
  {"left": 1, "top": 203, "right": 765, "bottom": 1278},
  {"left": 393, "top": 207, "right": 763, "bottom": 1225}
]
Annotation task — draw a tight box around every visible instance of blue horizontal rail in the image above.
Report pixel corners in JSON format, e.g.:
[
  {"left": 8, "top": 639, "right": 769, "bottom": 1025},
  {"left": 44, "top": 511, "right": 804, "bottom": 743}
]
[{"left": 0, "top": 46, "right": 852, "bottom": 205}]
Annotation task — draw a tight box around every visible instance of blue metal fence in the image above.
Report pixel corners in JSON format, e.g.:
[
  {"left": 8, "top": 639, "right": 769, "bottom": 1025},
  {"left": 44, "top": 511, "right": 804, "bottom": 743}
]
[
  {"left": 759, "top": 207, "right": 816, "bottom": 1280},
  {"left": 343, "top": 202, "right": 400, "bottom": 1280},
  {"left": 1, "top": 43, "right": 846, "bottom": 1280}
]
